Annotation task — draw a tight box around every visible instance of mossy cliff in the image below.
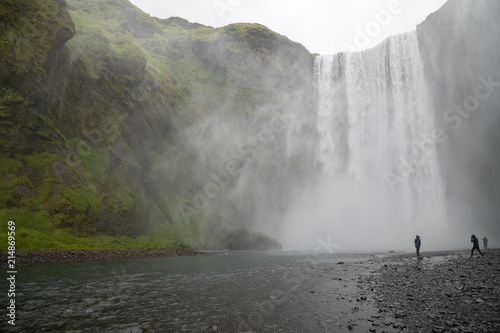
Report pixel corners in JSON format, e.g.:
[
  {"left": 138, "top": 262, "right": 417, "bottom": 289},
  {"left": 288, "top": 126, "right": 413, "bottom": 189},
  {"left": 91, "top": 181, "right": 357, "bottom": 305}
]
[{"left": 0, "top": 0, "right": 313, "bottom": 249}]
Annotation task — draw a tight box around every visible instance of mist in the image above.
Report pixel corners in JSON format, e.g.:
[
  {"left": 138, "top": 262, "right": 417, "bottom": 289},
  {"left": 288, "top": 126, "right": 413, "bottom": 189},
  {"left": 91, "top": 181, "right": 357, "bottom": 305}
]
[
  {"left": 278, "top": 32, "right": 448, "bottom": 252},
  {"left": 282, "top": 0, "right": 500, "bottom": 253},
  {"left": 174, "top": 0, "right": 500, "bottom": 253},
  {"left": 114, "top": 0, "right": 500, "bottom": 252},
  {"left": 416, "top": 0, "right": 500, "bottom": 250}
]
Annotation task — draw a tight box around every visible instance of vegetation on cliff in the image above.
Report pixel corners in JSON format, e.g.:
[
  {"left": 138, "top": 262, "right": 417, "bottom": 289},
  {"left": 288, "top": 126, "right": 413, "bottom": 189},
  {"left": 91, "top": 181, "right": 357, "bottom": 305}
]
[{"left": 0, "top": 0, "right": 313, "bottom": 250}]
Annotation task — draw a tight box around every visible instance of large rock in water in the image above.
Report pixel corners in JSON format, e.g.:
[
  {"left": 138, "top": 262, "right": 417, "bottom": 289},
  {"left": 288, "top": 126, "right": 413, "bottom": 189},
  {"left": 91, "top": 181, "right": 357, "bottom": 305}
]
[{"left": 224, "top": 229, "right": 282, "bottom": 251}]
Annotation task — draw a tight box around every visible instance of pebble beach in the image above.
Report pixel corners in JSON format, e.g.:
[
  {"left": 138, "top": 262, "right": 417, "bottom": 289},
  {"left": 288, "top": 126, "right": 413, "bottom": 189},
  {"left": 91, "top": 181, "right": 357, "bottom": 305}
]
[{"left": 353, "top": 249, "right": 500, "bottom": 333}]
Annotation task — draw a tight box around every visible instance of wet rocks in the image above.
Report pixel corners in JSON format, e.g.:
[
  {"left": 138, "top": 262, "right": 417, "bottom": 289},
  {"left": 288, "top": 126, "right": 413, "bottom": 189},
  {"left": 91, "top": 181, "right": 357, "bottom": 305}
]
[{"left": 362, "top": 249, "right": 500, "bottom": 332}]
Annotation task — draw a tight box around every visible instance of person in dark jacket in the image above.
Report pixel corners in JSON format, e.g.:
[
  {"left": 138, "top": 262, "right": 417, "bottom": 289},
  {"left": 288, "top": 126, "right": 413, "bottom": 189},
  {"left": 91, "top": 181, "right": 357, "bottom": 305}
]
[
  {"left": 414, "top": 235, "right": 421, "bottom": 257},
  {"left": 470, "top": 234, "right": 485, "bottom": 258}
]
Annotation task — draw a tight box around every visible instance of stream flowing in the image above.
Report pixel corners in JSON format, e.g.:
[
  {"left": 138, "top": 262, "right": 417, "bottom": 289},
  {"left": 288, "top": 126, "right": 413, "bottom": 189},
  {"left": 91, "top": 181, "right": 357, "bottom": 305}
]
[{"left": 2, "top": 251, "right": 379, "bottom": 332}]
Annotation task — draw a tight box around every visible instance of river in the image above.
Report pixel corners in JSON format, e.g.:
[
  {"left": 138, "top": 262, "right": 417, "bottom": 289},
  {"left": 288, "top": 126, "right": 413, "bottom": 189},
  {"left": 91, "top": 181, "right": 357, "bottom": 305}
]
[{"left": 2, "top": 251, "right": 382, "bottom": 332}]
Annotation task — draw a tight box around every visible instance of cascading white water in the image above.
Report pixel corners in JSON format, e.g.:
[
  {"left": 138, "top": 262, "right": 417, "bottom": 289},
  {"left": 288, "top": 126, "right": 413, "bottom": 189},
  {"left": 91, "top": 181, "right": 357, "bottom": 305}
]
[
  {"left": 315, "top": 31, "right": 445, "bottom": 236},
  {"left": 281, "top": 32, "right": 446, "bottom": 251}
]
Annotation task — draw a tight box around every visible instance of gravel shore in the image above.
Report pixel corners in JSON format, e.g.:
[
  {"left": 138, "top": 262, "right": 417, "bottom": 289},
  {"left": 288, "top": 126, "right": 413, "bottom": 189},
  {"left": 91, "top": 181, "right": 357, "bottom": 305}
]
[
  {"left": 354, "top": 249, "right": 500, "bottom": 333},
  {"left": 0, "top": 249, "right": 201, "bottom": 264}
]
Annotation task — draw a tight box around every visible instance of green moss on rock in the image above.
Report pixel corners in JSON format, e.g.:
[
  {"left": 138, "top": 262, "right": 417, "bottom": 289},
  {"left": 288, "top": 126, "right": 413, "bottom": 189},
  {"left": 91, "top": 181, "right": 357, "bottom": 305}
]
[
  {"left": 0, "top": 0, "right": 315, "bottom": 250},
  {"left": 0, "top": 158, "right": 23, "bottom": 174}
]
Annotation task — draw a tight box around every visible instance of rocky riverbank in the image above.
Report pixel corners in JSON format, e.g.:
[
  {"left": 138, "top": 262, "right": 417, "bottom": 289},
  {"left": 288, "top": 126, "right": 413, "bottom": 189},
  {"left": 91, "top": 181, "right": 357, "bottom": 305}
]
[
  {"left": 354, "top": 249, "right": 500, "bottom": 333},
  {"left": 0, "top": 249, "right": 201, "bottom": 265}
]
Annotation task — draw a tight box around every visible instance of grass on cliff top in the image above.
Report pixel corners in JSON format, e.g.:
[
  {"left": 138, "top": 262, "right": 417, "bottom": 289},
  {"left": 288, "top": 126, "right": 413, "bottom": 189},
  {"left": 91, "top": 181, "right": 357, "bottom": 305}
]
[{"left": 0, "top": 208, "right": 186, "bottom": 250}]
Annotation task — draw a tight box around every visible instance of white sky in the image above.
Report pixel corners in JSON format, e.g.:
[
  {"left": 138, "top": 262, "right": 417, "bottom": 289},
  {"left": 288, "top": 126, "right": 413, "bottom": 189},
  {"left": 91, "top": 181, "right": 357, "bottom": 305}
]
[{"left": 128, "top": 0, "right": 447, "bottom": 54}]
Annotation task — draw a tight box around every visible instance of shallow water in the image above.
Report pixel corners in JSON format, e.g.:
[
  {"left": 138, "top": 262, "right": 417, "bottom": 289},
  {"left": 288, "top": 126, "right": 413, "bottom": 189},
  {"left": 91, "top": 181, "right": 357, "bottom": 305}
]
[{"left": 2, "top": 251, "right": 378, "bottom": 332}]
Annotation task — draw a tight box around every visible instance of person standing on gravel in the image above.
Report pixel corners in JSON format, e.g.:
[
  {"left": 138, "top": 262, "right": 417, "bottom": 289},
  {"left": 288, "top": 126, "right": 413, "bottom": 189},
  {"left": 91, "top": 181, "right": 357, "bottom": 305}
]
[
  {"left": 470, "top": 234, "right": 485, "bottom": 258},
  {"left": 414, "top": 235, "right": 421, "bottom": 257},
  {"left": 483, "top": 236, "right": 488, "bottom": 250}
]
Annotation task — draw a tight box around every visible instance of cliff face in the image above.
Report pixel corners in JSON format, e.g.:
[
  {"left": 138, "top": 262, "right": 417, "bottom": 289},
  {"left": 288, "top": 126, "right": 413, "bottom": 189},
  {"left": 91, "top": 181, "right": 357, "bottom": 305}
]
[
  {"left": 0, "top": 0, "right": 314, "bottom": 249},
  {"left": 417, "top": 0, "right": 500, "bottom": 233},
  {"left": 0, "top": 0, "right": 74, "bottom": 155},
  {"left": 3, "top": 0, "right": 498, "bottom": 250}
]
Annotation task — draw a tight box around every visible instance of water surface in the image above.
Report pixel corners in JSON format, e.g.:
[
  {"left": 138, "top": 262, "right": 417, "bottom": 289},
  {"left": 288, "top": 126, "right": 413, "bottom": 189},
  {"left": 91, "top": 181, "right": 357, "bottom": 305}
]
[{"left": 2, "top": 251, "right": 378, "bottom": 332}]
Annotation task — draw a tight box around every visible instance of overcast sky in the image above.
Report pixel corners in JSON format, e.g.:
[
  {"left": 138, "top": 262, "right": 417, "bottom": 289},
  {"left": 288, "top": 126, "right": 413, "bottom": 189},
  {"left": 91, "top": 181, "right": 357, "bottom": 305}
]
[{"left": 128, "top": 0, "right": 447, "bottom": 54}]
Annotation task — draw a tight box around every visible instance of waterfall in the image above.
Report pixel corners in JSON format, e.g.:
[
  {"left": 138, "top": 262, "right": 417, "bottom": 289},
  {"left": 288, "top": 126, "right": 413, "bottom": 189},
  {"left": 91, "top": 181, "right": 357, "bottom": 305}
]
[{"left": 308, "top": 32, "right": 445, "bottom": 247}]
